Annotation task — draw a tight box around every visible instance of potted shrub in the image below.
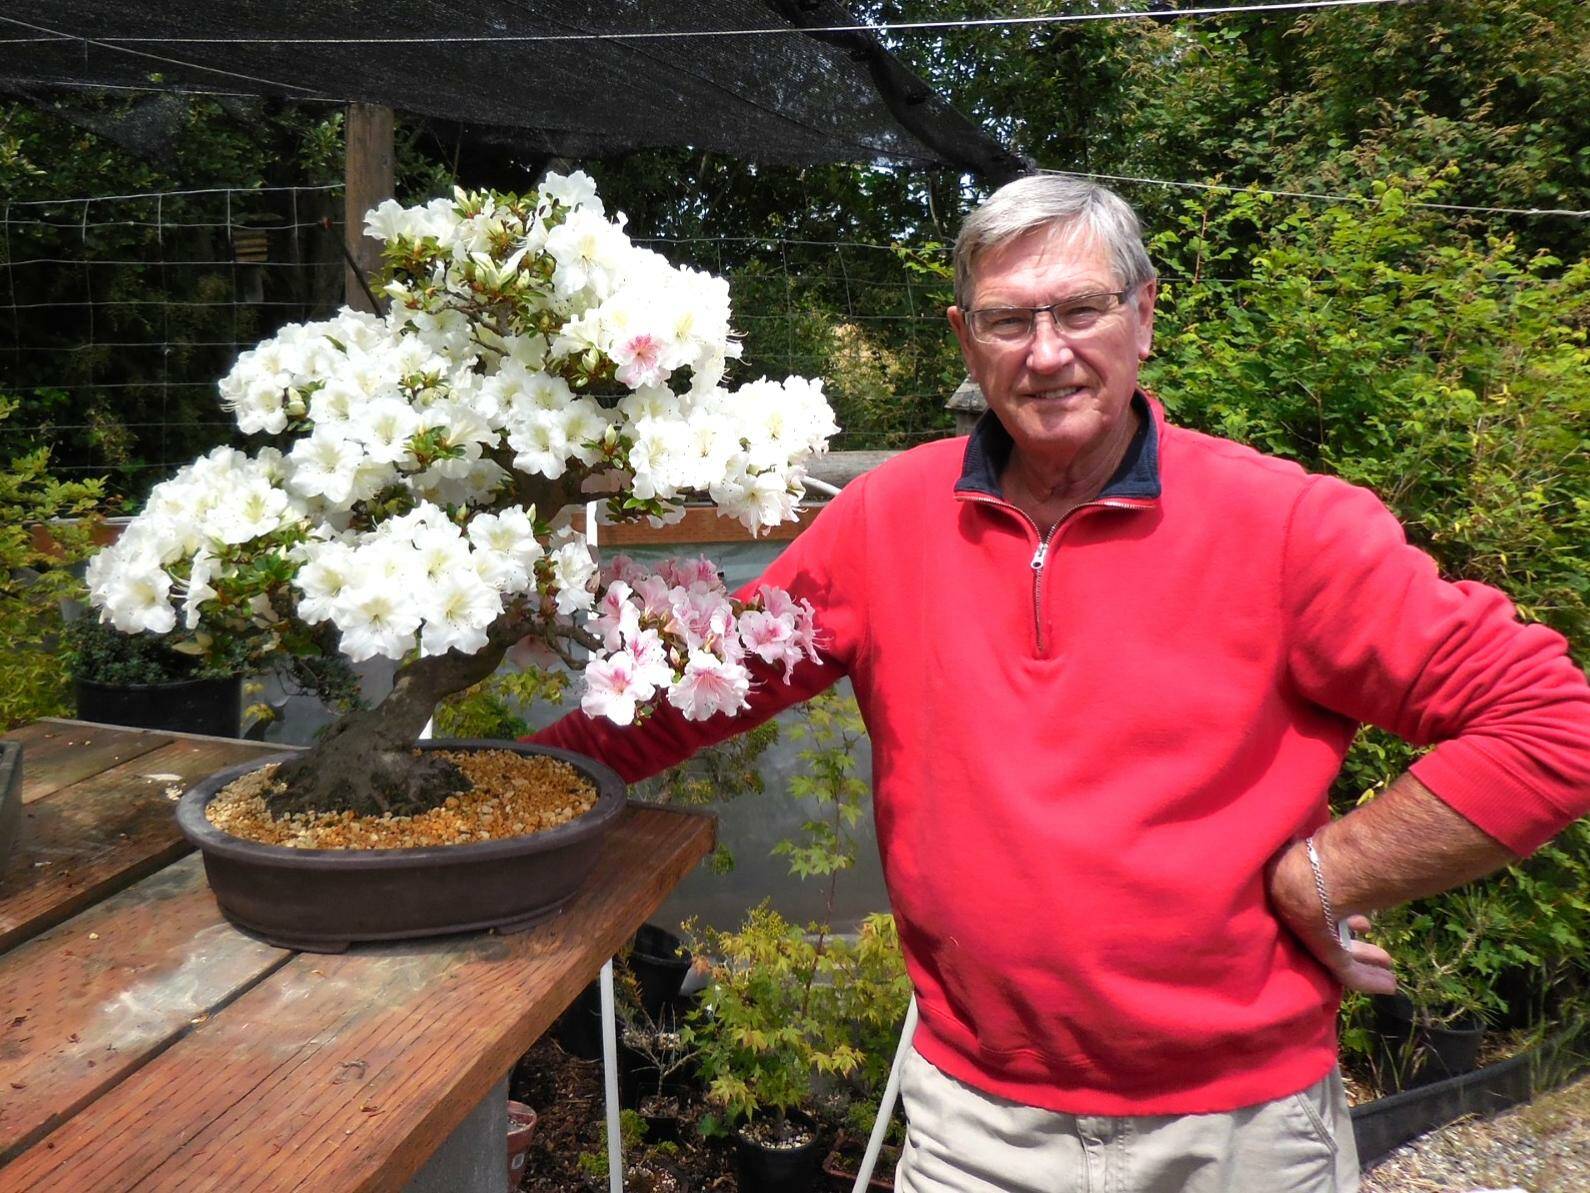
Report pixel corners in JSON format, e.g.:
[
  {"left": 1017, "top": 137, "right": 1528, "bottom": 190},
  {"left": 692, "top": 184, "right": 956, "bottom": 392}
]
[
  {"left": 576, "top": 1110, "right": 690, "bottom": 1192},
  {"left": 610, "top": 961, "right": 701, "bottom": 1139},
  {"left": 1357, "top": 885, "right": 1503, "bottom": 1091},
  {"left": 66, "top": 616, "right": 250, "bottom": 737},
  {"left": 80, "top": 174, "right": 834, "bottom": 950},
  {"left": 685, "top": 903, "right": 864, "bottom": 1193},
  {"left": 0, "top": 396, "right": 104, "bottom": 733}
]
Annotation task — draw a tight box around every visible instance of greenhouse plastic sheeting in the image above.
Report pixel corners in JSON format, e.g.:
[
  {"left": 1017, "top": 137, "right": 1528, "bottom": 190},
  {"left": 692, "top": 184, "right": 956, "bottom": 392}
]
[{"left": 1, "top": 1, "right": 1025, "bottom": 178}]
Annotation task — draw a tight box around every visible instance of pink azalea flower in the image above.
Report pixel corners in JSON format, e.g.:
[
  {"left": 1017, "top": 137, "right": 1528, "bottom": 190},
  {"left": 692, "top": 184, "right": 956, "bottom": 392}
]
[
  {"left": 737, "top": 608, "right": 801, "bottom": 677},
  {"left": 627, "top": 628, "right": 676, "bottom": 689},
  {"left": 666, "top": 651, "right": 750, "bottom": 721},
  {"left": 581, "top": 649, "right": 653, "bottom": 726},
  {"left": 670, "top": 586, "right": 733, "bottom": 650},
  {"left": 633, "top": 574, "right": 675, "bottom": 620},
  {"left": 614, "top": 333, "right": 668, "bottom": 388},
  {"left": 602, "top": 554, "right": 651, "bottom": 587},
  {"left": 659, "top": 556, "right": 722, "bottom": 591},
  {"left": 592, "top": 580, "right": 639, "bottom": 652}
]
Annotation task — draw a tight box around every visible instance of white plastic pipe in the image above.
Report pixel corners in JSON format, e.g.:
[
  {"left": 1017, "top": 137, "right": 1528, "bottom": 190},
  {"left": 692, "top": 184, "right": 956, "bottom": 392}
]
[
  {"left": 600, "top": 958, "right": 624, "bottom": 1192},
  {"left": 853, "top": 994, "right": 918, "bottom": 1192}
]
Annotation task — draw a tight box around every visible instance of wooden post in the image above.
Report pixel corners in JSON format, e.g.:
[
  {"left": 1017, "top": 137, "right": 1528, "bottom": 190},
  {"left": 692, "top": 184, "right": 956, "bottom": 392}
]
[
  {"left": 947, "top": 376, "right": 987, "bottom": 437},
  {"left": 344, "top": 103, "right": 395, "bottom": 312}
]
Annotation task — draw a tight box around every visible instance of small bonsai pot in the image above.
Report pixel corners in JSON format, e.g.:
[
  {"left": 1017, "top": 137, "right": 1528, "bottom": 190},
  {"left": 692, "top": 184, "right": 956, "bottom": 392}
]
[
  {"left": 1371, "top": 993, "right": 1486, "bottom": 1091},
  {"left": 0, "top": 742, "right": 22, "bottom": 876},
  {"left": 733, "top": 1109, "right": 823, "bottom": 1193},
  {"left": 506, "top": 1101, "right": 538, "bottom": 1191}
]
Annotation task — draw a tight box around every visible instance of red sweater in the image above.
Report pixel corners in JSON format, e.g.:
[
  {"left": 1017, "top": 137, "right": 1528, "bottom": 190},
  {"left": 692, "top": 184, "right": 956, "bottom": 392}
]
[{"left": 533, "top": 395, "right": 1590, "bottom": 1115}]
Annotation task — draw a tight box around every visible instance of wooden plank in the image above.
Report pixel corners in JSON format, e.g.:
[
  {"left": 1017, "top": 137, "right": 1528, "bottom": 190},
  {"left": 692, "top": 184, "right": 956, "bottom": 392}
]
[
  {"left": 0, "top": 855, "right": 290, "bottom": 1163},
  {"left": 0, "top": 723, "right": 176, "bottom": 805},
  {"left": 0, "top": 737, "right": 284, "bottom": 953},
  {"left": 0, "top": 805, "right": 715, "bottom": 1191},
  {"left": 591, "top": 503, "right": 822, "bottom": 547}
]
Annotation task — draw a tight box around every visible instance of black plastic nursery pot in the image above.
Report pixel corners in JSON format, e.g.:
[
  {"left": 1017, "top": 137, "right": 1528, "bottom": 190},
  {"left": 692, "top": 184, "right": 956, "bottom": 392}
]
[
  {"left": 554, "top": 922, "right": 695, "bottom": 1060},
  {"left": 618, "top": 1020, "right": 700, "bottom": 1110},
  {"left": 733, "top": 1110, "right": 824, "bottom": 1193},
  {"left": 75, "top": 674, "right": 243, "bottom": 738},
  {"left": 630, "top": 922, "right": 694, "bottom": 1020},
  {"left": 0, "top": 741, "right": 22, "bottom": 877},
  {"left": 174, "top": 739, "right": 625, "bottom": 953},
  {"left": 1369, "top": 993, "right": 1486, "bottom": 1091}
]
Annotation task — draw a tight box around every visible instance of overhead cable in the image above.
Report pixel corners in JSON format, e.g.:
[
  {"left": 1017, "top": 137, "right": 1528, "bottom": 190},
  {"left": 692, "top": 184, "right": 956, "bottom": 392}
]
[
  {"left": 17, "top": 0, "right": 1422, "bottom": 47},
  {"left": 0, "top": 13, "right": 328, "bottom": 96}
]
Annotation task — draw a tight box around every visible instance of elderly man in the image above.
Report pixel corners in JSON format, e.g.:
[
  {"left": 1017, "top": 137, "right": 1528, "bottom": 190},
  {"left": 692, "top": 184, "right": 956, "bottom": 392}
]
[{"left": 532, "top": 175, "right": 1590, "bottom": 1192}]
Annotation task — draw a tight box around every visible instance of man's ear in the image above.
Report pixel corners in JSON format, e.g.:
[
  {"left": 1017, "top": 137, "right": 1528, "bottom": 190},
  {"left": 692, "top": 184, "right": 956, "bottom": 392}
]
[
  {"left": 1134, "top": 280, "right": 1158, "bottom": 361},
  {"left": 947, "top": 305, "right": 978, "bottom": 374}
]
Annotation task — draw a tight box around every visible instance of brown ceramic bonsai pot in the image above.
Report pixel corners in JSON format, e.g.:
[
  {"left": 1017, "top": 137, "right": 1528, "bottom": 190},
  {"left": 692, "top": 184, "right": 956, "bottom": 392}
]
[{"left": 175, "top": 739, "right": 625, "bottom": 952}]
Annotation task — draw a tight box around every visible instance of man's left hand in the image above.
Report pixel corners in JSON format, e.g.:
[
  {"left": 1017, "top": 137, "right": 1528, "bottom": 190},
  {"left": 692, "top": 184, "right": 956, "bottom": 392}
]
[{"left": 1267, "top": 841, "right": 1397, "bottom": 995}]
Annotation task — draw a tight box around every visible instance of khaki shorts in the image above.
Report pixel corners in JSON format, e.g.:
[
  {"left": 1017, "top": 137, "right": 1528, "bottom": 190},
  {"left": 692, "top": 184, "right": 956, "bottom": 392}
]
[{"left": 896, "top": 1048, "right": 1359, "bottom": 1193}]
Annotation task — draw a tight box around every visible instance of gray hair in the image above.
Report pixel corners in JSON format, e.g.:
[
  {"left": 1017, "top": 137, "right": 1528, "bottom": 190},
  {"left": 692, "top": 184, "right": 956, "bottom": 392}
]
[{"left": 953, "top": 174, "right": 1156, "bottom": 310}]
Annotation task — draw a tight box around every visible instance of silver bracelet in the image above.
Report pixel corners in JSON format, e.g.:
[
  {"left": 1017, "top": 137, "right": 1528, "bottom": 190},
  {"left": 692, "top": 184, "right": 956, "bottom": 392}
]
[{"left": 1303, "top": 835, "right": 1337, "bottom": 938}]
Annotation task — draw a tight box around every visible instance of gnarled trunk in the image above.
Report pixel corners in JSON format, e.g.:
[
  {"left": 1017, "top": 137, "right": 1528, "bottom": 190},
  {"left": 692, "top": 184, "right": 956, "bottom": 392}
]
[{"left": 265, "top": 613, "right": 534, "bottom": 818}]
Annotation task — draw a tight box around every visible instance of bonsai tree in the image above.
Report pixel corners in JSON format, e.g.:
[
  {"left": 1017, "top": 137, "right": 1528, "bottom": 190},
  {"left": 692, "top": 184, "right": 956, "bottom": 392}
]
[{"left": 82, "top": 174, "right": 833, "bottom": 818}]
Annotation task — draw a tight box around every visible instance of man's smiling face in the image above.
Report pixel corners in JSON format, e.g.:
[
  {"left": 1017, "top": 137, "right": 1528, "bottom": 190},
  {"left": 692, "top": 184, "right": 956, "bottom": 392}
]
[{"left": 948, "top": 224, "right": 1156, "bottom": 470}]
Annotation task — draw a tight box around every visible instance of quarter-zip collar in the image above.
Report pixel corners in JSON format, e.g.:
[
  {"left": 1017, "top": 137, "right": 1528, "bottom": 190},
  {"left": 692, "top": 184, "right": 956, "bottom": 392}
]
[{"left": 953, "top": 389, "right": 1162, "bottom": 504}]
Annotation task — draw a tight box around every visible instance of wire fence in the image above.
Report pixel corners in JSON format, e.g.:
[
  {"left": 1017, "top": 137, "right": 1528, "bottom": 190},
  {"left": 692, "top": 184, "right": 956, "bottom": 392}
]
[
  {"left": 0, "top": 184, "right": 348, "bottom": 497},
  {"left": 0, "top": 186, "right": 966, "bottom": 499}
]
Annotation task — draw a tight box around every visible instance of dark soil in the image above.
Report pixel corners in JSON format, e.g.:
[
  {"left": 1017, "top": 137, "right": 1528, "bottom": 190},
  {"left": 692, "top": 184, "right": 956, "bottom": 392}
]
[{"left": 509, "top": 1034, "right": 745, "bottom": 1191}]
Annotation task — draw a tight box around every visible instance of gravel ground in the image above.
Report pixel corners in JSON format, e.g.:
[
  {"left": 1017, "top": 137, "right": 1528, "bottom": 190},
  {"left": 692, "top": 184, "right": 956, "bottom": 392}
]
[{"left": 1361, "top": 1074, "right": 1590, "bottom": 1192}]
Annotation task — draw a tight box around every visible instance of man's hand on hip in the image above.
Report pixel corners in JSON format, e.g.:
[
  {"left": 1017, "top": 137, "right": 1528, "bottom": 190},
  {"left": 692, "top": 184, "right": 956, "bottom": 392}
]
[
  {"left": 1267, "top": 841, "right": 1397, "bottom": 994},
  {"left": 1268, "top": 772, "right": 1518, "bottom": 994}
]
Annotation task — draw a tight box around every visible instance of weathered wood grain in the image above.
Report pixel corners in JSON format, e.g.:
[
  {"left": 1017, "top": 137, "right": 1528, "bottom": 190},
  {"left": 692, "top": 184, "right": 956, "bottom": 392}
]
[
  {"left": 1, "top": 722, "right": 175, "bottom": 805},
  {"left": 0, "top": 736, "right": 282, "bottom": 952},
  {"left": 0, "top": 805, "right": 714, "bottom": 1192},
  {"left": 0, "top": 855, "right": 290, "bottom": 1163}
]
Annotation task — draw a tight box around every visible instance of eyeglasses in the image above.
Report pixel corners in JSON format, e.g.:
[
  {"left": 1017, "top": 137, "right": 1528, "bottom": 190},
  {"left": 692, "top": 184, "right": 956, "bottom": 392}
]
[{"left": 966, "top": 290, "right": 1131, "bottom": 344}]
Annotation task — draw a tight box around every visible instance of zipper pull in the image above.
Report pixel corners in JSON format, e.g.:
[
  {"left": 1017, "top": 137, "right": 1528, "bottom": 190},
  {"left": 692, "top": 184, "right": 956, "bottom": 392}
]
[{"left": 1030, "top": 539, "right": 1049, "bottom": 570}]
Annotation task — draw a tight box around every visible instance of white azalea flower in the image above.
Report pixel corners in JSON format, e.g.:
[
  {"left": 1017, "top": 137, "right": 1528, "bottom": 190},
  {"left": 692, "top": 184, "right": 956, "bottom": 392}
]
[
  {"left": 549, "top": 540, "right": 598, "bottom": 615},
  {"left": 419, "top": 570, "right": 503, "bottom": 657},
  {"left": 334, "top": 582, "right": 421, "bottom": 662}
]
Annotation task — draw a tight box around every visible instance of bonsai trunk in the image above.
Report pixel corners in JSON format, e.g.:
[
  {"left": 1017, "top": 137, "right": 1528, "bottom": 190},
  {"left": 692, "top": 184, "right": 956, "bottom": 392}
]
[{"left": 265, "top": 613, "right": 536, "bottom": 818}]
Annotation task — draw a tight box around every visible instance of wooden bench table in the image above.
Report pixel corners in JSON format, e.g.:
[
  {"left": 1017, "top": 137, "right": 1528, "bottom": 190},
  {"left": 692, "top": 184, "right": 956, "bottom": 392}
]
[{"left": 0, "top": 719, "right": 714, "bottom": 1191}]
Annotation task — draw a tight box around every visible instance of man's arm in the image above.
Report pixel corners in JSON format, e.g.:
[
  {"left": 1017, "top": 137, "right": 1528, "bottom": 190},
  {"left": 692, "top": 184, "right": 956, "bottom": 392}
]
[
  {"left": 529, "top": 473, "right": 875, "bottom": 781},
  {"left": 1274, "top": 475, "right": 1590, "bottom": 993},
  {"left": 1268, "top": 772, "right": 1518, "bottom": 994}
]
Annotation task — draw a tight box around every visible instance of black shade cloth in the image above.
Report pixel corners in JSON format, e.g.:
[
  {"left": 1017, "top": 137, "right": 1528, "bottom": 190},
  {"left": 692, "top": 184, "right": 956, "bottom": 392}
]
[{"left": 1, "top": 1, "right": 1026, "bottom": 179}]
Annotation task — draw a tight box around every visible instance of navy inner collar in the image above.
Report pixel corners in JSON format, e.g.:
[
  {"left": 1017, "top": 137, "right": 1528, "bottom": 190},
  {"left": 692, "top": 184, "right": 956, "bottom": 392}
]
[{"left": 954, "top": 389, "right": 1161, "bottom": 501}]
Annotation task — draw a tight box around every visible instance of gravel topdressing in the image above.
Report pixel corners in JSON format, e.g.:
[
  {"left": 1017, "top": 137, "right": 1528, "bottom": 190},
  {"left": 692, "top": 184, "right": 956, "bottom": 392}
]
[{"left": 204, "top": 749, "right": 599, "bottom": 849}]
